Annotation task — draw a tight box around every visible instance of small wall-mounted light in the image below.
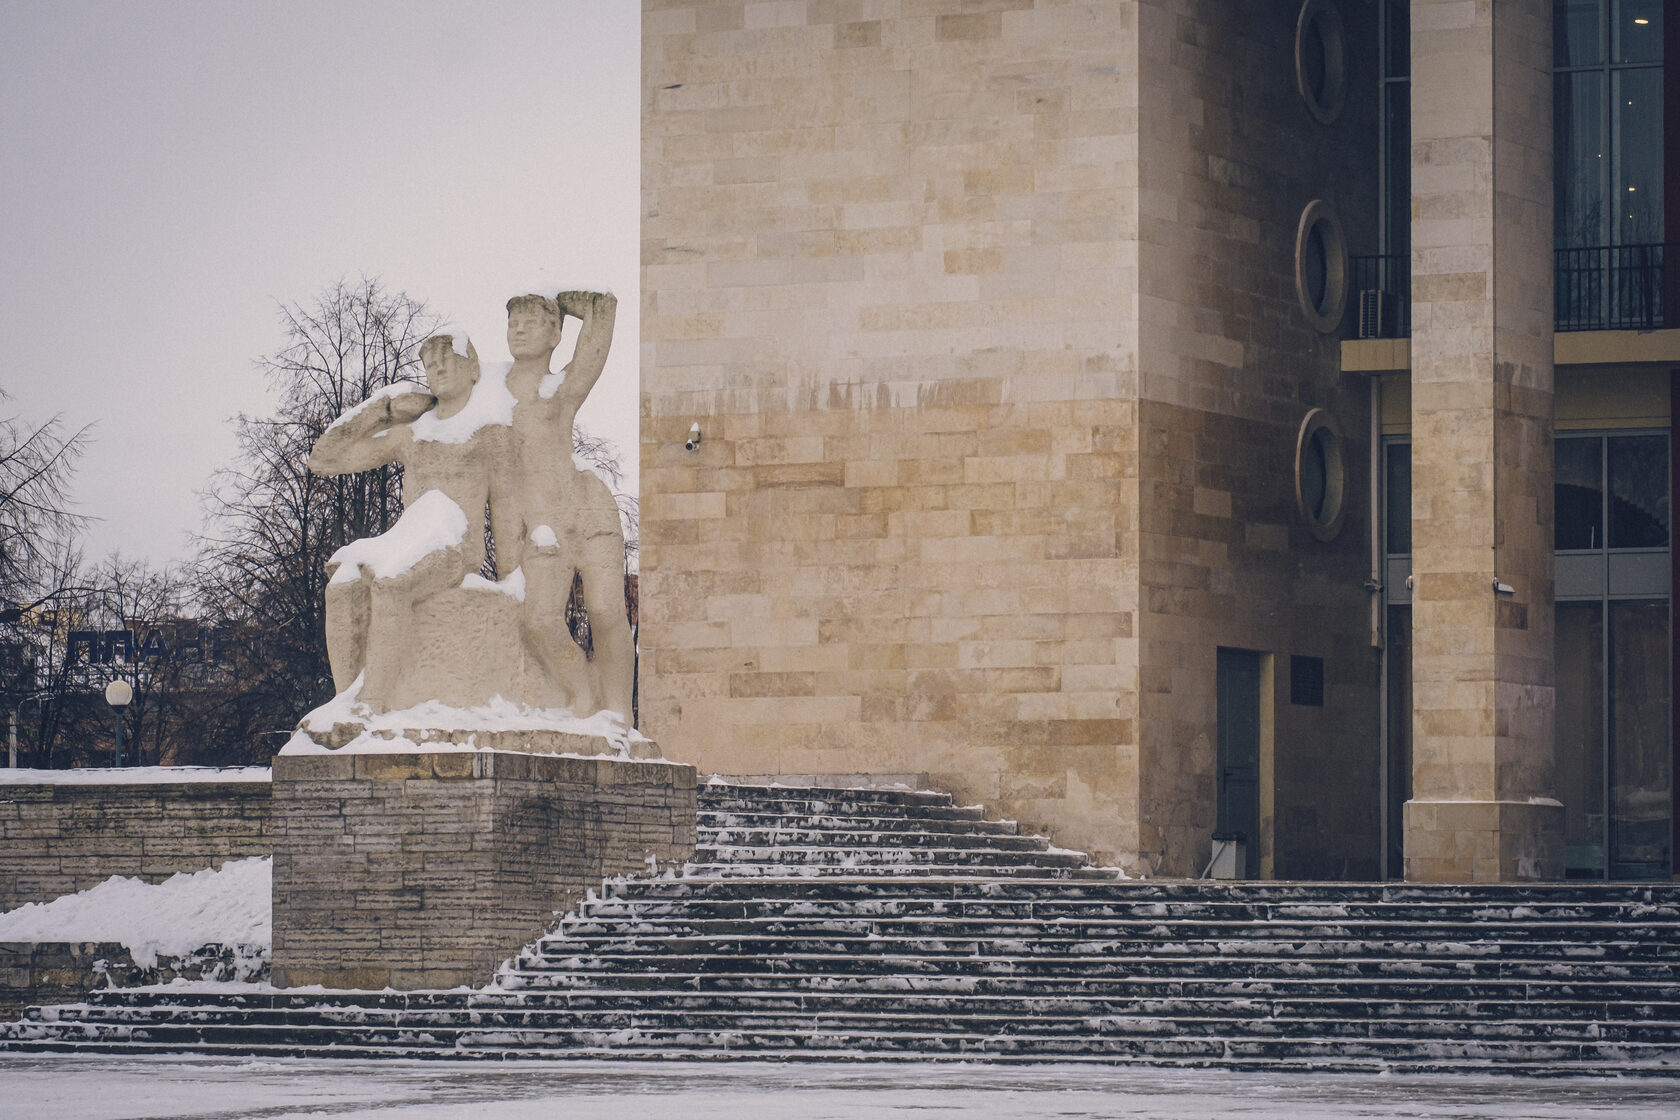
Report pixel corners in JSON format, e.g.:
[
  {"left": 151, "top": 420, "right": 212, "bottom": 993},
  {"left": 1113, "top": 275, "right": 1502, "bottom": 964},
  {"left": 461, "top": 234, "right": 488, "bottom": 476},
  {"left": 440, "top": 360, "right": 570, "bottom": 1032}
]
[
  {"left": 1493, "top": 580, "right": 1516, "bottom": 596},
  {"left": 684, "top": 422, "right": 702, "bottom": 452}
]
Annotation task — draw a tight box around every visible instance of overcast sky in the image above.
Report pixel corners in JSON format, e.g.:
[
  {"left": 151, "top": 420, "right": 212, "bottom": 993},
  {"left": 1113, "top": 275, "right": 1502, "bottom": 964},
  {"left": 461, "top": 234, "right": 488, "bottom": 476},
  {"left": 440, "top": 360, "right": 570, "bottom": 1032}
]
[{"left": 0, "top": 0, "right": 640, "bottom": 570}]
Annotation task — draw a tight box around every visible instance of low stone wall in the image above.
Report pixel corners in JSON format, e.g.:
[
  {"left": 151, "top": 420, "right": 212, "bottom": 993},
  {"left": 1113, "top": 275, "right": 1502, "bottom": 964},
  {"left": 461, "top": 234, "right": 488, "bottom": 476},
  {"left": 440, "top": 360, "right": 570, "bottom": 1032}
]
[
  {"left": 0, "top": 772, "right": 273, "bottom": 913},
  {"left": 272, "top": 749, "right": 698, "bottom": 990},
  {"left": 0, "top": 941, "right": 268, "bottom": 1018}
]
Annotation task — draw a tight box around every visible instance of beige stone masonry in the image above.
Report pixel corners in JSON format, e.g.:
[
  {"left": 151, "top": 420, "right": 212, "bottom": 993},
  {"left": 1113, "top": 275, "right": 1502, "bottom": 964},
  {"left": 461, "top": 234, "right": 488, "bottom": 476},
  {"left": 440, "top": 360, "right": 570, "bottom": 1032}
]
[
  {"left": 1404, "top": 0, "right": 1561, "bottom": 881},
  {"left": 0, "top": 780, "right": 272, "bottom": 913},
  {"left": 642, "top": 1, "right": 1380, "bottom": 877},
  {"left": 271, "top": 750, "right": 696, "bottom": 989}
]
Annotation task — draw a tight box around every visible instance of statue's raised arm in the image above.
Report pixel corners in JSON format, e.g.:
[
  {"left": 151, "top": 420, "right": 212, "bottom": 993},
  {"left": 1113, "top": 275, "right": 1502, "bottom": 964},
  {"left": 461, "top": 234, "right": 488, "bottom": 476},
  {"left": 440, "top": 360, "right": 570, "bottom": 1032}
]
[{"left": 549, "top": 289, "right": 617, "bottom": 415}]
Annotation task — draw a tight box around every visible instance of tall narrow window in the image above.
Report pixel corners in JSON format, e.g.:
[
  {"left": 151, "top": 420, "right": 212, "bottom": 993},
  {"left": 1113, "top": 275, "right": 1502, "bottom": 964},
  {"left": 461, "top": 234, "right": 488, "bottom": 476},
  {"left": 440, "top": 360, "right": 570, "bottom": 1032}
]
[
  {"left": 1554, "top": 431, "right": 1672, "bottom": 879},
  {"left": 1554, "top": 0, "right": 1665, "bottom": 330},
  {"left": 1380, "top": 0, "right": 1410, "bottom": 261},
  {"left": 1555, "top": 0, "right": 1665, "bottom": 248}
]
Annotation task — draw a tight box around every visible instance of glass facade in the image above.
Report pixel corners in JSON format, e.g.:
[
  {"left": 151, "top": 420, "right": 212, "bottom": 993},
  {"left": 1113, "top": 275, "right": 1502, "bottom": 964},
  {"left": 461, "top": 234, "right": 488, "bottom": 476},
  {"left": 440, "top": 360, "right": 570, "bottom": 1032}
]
[
  {"left": 1554, "top": 432, "right": 1672, "bottom": 879},
  {"left": 1554, "top": 0, "right": 1665, "bottom": 249}
]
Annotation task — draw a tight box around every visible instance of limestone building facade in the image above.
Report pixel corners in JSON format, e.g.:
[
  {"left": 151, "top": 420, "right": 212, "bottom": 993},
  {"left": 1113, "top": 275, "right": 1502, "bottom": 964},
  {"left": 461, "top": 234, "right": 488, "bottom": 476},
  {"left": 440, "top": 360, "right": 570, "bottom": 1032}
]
[{"left": 639, "top": 0, "right": 1677, "bottom": 882}]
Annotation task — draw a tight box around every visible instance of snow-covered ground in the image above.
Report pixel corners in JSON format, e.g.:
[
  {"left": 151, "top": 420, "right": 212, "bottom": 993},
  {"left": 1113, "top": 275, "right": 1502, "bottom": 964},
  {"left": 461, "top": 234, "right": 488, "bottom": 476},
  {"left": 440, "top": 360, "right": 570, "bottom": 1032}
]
[
  {"left": 0, "top": 1057, "right": 1674, "bottom": 1119},
  {"left": 0, "top": 858, "right": 270, "bottom": 965}
]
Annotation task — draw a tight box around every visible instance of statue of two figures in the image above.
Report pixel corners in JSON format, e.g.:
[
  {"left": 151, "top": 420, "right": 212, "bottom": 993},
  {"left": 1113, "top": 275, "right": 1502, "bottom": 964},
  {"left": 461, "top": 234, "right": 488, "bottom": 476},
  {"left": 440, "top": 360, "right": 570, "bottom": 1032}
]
[{"left": 291, "top": 290, "right": 647, "bottom": 756}]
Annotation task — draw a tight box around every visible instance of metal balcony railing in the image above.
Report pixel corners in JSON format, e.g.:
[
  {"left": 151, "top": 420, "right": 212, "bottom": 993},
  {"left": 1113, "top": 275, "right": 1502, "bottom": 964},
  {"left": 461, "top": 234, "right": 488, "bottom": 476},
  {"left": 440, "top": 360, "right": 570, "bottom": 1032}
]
[
  {"left": 1349, "top": 253, "right": 1410, "bottom": 339},
  {"left": 1349, "top": 243, "right": 1675, "bottom": 338},
  {"left": 1554, "top": 243, "right": 1673, "bottom": 332}
]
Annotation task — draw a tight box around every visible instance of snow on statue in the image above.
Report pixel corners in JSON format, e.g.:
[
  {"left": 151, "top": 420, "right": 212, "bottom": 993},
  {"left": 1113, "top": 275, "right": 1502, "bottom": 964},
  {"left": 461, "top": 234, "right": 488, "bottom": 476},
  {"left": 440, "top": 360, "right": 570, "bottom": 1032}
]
[{"left": 287, "top": 289, "right": 649, "bottom": 759}]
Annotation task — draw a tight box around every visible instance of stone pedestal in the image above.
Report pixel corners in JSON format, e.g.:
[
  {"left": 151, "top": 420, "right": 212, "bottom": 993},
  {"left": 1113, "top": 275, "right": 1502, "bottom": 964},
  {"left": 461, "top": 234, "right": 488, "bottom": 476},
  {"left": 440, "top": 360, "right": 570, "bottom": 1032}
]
[
  {"left": 1402, "top": 799, "right": 1565, "bottom": 883},
  {"left": 271, "top": 749, "right": 696, "bottom": 990}
]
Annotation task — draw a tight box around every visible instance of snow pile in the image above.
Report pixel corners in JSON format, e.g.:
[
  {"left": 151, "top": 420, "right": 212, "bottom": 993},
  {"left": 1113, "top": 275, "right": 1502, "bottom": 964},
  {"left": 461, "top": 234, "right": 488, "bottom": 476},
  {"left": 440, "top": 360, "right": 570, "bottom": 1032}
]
[
  {"left": 0, "top": 857, "right": 270, "bottom": 966},
  {"left": 460, "top": 566, "right": 526, "bottom": 601},
  {"left": 539, "top": 368, "right": 569, "bottom": 400},
  {"left": 287, "top": 677, "right": 649, "bottom": 758},
  {"left": 411, "top": 359, "right": 516, "bottom": 444},
  {"left": 432, "top": 324, "right": 473, "bottom": 359},
  {"left": 328, "top": 489, "right": 468, "bottom": 584},
  {"left": 0, "top": 766, "right": 269, "bottom": 786}
]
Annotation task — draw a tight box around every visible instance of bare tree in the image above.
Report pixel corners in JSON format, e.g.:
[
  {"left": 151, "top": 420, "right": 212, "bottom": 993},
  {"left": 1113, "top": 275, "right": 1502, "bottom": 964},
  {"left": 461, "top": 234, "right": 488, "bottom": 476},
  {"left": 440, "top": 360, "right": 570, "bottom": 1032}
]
[
  {"left": 194, "top": 278, "right": 439, "bottom": 748},
  {"left": 0, "top": 392, "right": 90, "bottom": 610},
  {"left": 1, "top": 394, "right": 94, "bottom": 763}
]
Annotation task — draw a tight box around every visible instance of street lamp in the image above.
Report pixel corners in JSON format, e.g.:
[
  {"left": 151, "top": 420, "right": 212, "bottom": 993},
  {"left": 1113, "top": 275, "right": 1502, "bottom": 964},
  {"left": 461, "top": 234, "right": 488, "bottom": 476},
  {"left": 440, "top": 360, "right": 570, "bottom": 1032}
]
[
  {"left": 104, "top": 679, "right": 132, "bottom": 767},
  {"left": 8, "top": 692, "right": 54, "bottom": 769}
]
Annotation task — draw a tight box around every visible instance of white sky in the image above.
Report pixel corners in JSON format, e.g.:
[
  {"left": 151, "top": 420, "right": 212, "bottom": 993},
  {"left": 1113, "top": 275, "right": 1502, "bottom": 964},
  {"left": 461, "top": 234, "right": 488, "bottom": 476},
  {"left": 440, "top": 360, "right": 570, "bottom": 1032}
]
[{"left": 0, "top": 0, "right": 641, "bottom": 570}]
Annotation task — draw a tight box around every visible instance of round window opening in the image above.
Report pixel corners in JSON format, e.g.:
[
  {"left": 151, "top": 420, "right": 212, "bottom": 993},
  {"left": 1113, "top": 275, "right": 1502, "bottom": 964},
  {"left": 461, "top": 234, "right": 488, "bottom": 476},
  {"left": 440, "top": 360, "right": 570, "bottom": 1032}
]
[
  {"left": 1294, "top": 200, "right": 1347, "bottom": 334},
  {"left": 1294, "top": 409, "right": 1346, "bottom": 542},
  {"left": 1295, "top": 0, "right": 1346, "bottom": 125},
  {"left": 1303, "top": 224, "right": 1328, "bottom": 309}
]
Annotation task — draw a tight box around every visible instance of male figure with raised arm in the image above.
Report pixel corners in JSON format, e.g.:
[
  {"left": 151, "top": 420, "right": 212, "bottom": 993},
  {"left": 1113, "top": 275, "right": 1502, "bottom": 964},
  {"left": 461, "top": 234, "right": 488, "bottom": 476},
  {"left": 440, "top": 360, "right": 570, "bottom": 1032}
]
[
  {"left": 502, "top": 290, "right": 634, "bottom": 720},
  {"left": 307, "top": 332, "right": 512, "bottom": 709}
]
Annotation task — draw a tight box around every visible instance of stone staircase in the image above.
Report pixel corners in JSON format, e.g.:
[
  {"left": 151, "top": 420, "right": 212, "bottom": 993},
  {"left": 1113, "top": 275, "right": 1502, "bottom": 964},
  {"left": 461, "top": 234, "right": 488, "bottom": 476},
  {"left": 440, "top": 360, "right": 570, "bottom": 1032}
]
[{"left": 4, "top": 780, "right": 1679, "bottom": 1074}]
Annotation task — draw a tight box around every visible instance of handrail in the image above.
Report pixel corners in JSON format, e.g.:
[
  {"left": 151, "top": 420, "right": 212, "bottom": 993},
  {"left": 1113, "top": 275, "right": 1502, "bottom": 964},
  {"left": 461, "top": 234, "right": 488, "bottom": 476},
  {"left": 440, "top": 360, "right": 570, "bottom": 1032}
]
[{"left": 1347, "top": 243, "right": 1675, "bottom": 338}]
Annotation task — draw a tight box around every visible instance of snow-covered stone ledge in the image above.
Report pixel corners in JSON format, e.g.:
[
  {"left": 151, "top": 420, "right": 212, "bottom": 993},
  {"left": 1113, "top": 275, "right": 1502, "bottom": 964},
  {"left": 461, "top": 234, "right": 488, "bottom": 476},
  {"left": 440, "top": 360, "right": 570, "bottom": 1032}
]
[
  {"left": 0, "top": 856, "right": 271, "bottom": 1016},
  {"left": 0, "top": 767, "right": 273, "bottom": 913}
]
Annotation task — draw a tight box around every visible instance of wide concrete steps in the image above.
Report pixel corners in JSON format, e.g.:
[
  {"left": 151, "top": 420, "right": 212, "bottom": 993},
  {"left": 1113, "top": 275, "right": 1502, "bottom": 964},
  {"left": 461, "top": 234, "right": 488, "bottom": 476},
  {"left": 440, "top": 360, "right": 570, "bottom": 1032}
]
[{"left": 4, "top": 780, "right": 1679, "bottom": 1074}]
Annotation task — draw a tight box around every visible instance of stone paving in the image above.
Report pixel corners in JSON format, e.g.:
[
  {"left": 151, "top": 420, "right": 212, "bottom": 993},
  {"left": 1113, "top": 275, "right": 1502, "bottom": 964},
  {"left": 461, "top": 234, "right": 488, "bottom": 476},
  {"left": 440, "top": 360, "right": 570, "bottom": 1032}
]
[{"left": 3, "top": 1055, "right": 1677, "bottom": 1119}]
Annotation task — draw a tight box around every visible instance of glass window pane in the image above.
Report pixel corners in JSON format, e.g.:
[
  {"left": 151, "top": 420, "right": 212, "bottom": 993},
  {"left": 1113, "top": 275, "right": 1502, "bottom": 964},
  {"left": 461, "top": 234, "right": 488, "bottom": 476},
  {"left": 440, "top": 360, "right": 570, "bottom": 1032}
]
[
  {"left": 1384, "top": 86, "right": 1411, "bottom": 259},
  {"left": 1556, "top": 0, "right": 1606, "bottom": 68},
  {"left": 1608, "top": 433, "right": 1668, "bottom": 548},
  {"left": 1384, "top": 0, "right": 1410, "bottom": 79},
  {"left": 1612, "top": 0, "right": 1663, "bottom": 64},
  {"left": 1612, "top": 67, "right": 1664, "bottom": 245},
  {"left": 1385, "top": 442, "right": 1411, "bottom": 555},
  {"left": 1554, "top": 71, "right": 1607, "bottom": 248},
  {"left": 1556, "top": 436, "right": 1604, "bottom": 550},
  {"left": 1556, "top": 601, "right": 1606, "bottom": 876},
  {"left": 1609, "top": 599, "right": 1670, "bottom": 877}
]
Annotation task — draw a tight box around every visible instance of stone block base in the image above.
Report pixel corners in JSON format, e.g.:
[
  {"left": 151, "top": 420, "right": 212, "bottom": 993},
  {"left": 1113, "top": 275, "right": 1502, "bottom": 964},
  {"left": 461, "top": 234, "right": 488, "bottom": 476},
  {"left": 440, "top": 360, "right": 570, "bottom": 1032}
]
[
  {"left": 271, "top": 749, "right": 697, "bottom": 990},
  {"left": 1403, "top": 799, "right": 1565, "bottom": 882}
]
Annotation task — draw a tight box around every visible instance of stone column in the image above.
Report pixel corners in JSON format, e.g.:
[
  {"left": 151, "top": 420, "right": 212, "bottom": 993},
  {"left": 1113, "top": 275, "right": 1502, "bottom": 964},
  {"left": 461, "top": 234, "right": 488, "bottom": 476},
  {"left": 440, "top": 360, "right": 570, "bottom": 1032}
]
[{"left": 1404, "top": 0, "right": 1563, "bottom": 881}]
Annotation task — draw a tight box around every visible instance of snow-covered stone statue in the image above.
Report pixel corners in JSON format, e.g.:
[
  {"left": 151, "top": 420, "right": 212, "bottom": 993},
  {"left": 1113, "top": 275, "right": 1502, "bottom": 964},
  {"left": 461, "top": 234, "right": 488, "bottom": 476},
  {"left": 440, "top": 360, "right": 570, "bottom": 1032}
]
[
  {"left": 503, "top": 290, "right": 634, "bottom": 720},
  {"left": 308, "top": 332, "right": 513, "bottom": 708},
  {"left": 290, "top": 289, "right": 647, "bottom": 759}
]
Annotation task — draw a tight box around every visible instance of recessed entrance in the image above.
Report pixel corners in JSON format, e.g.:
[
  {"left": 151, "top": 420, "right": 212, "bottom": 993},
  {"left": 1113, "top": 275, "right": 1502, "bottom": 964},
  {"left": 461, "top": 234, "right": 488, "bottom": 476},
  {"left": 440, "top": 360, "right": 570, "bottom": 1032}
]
[{"left": 1216, "top": 647, "right": 1264, "bottom": 879}]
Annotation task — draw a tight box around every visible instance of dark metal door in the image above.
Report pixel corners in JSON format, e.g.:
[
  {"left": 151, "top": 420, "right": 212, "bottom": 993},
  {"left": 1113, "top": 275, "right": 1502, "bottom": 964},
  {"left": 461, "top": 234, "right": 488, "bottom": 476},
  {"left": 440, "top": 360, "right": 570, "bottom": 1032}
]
[{"left": 1217, "top": 647, "right": 1262, "bottom": 878}]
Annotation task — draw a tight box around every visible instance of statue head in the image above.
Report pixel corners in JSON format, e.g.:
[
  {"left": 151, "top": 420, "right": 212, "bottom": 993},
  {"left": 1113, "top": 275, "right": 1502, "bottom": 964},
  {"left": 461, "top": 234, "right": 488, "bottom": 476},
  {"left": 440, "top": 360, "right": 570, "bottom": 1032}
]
[
  {"left": 506, "top": 293, "right": 563, "bottom": 362},
  {"left": 419, "top": 334, "right": 482, "bottom": 406}
]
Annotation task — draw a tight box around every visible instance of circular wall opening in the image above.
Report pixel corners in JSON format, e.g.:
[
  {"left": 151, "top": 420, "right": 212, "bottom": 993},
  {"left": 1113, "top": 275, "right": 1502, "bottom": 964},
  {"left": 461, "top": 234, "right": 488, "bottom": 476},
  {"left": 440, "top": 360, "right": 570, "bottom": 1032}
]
[
  {"left": 1294, "top": 409, "right": 1347, "bottom": 542},
  {"left": 1294, "top": 200, "right": 1347, "bottom": 334},
  {"left": 1295, "top": 0, "right": 1346, "bottom": 125}
]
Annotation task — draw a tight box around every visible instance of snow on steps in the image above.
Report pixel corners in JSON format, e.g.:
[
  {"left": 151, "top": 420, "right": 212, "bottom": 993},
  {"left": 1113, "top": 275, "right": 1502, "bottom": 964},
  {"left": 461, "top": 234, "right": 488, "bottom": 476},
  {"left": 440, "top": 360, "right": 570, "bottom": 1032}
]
[{"left": 3, "top": 780, "right": 1679, "bottom": 1074}]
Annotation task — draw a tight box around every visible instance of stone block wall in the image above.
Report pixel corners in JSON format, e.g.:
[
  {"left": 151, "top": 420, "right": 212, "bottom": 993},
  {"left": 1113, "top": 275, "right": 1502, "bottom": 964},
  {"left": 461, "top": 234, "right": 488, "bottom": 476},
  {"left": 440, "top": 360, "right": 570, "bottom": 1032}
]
[
  {"left": 271, "top": 750, "right": 697, "bottom": 990},
  {"left": 642, "top": 0, "right": 1383, "bottom": 877},
  {"left": 0, "top": 777, "right": 272, "bottom": 913},
  {"left": 642, "top": 0, "right": 1146, "bottom": 868},
  {"left": 1130, "top": 1, "right": 1382, "bottom": 879}
]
